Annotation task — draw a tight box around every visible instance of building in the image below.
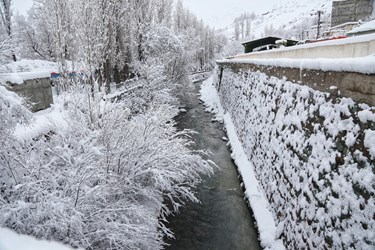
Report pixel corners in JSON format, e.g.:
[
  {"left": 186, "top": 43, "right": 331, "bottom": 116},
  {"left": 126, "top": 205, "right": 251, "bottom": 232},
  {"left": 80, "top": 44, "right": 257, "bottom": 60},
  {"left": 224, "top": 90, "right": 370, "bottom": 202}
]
[
  {"left": 331, "top": 0, "right": 374, "bottom": 27},
  {"left": 241, "top": 37, "right": 298, "bottom": 54}
]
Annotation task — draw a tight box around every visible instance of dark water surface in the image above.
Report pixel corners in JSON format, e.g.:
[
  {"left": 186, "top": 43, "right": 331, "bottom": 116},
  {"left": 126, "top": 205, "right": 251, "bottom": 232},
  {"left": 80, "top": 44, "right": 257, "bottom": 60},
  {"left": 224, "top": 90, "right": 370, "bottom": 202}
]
[{"left": 165, "top": 80, "right": 261, "bottom": 250}]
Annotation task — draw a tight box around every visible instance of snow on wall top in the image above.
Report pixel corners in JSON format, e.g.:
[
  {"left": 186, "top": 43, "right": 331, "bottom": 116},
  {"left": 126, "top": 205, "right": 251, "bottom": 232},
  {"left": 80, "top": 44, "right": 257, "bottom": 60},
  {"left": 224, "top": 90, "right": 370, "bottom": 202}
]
[
  {"left": 241, "top": 33, "right": 375, "bottom": 55},
  {"left": 219, "top": 34, "right": 375, "bottom": 74},
  {"left": 219, "top": 56, "right": 375, "bottom": 75},
  {"left": 348, "top": 19, "right": 375, "bottom": 34}
]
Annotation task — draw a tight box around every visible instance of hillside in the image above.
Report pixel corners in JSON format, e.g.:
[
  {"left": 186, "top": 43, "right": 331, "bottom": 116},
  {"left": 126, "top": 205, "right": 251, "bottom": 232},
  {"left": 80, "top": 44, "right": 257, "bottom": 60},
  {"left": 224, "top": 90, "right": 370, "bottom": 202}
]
[{"left": 218, "top": 0, "right": 332, "bottom": 42}]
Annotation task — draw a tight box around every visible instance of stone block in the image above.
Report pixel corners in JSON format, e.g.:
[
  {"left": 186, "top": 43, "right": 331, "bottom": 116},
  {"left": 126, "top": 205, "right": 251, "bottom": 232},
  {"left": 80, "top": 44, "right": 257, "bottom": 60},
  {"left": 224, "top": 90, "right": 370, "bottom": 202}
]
[{"left": 338, "top": 6, "right": 356, "bottom": 15}]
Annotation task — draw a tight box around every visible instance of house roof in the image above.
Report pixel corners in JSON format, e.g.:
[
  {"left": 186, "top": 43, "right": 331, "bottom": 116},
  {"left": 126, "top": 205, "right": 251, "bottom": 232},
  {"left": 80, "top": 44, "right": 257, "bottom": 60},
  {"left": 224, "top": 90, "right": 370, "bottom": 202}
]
[
  {"left": 241, "top": 36, "right": 298, "bottom": 46},
  {"left": 241, "top": 36, "right": 298, "bottom": 53}
]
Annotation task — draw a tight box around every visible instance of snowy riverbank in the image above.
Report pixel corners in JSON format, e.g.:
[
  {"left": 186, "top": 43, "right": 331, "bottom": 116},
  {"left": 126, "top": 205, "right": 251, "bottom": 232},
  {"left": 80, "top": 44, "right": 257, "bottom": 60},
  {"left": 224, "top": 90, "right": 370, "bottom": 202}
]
[
  {"left": 200, "top": 76, "right": 285, "bottom": 250},
  {"left": 207, "top": 66, "right": 375, "bottom": 249}
]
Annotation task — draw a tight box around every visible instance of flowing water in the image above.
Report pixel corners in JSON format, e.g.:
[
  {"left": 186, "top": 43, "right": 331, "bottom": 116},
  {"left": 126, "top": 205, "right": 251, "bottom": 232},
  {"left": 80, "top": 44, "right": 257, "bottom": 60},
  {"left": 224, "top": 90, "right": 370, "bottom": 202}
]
[{"left": 165, "top": 79, "right": 261, "bottom": 250}]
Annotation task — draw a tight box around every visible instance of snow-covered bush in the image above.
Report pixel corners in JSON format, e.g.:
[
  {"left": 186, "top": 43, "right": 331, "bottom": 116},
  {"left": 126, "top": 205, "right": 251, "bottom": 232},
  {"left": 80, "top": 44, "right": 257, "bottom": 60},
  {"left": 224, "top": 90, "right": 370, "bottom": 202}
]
[
  {"left": 143, "top": 26, "right": 188, "bottom": 82},
  {"left": 0, "top": 86, "right": 31, "bottom": 189},
  {"left": 0, "top": 74, "right": 213, "bottom": 249},
  {"left": 216, "top": 68, "right": 375, "bottom": 249}
]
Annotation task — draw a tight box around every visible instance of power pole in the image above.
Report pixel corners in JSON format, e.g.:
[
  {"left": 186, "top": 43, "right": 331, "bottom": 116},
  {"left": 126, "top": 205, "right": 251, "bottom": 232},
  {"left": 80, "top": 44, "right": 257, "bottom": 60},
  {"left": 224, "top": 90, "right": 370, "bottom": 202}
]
[{"left": 316, "top": 10, "right": 324, "bottom": 39}]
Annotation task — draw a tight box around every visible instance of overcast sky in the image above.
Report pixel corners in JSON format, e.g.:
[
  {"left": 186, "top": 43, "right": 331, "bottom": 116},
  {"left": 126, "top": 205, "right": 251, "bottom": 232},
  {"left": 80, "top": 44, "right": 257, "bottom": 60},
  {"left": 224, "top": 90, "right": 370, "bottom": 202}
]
[
  {"left": 13, "top": 0, "right": 280, "bottom": 29},
  {"left": 181, "top": 0, "right": 280, "bottom": 28},
  {"left": 13, "top": 0, "right": 33, "bottom": 16}
]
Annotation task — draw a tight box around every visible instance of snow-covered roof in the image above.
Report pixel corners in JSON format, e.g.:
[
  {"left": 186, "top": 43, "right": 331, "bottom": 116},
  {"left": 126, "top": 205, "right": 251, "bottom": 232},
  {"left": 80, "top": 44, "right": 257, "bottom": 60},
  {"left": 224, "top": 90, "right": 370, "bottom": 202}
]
[
  {"left": 347, "top": 19, "right": 375, "bottom": 34},
  {"left": 0, "top": 59, "right": 82, "bottom": 85},
  {"left": 0, "top": 59, "right": 57, "bottom": 84},
  {"left": 0, "top": 72, "right": 52, "bottom": 84}
]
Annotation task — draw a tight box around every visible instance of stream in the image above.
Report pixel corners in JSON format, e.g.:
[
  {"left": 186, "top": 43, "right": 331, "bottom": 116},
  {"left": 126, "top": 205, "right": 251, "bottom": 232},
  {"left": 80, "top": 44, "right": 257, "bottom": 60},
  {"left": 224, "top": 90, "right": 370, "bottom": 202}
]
[{"left": 165, "top": 79, "right": 261, "bottom": 250}]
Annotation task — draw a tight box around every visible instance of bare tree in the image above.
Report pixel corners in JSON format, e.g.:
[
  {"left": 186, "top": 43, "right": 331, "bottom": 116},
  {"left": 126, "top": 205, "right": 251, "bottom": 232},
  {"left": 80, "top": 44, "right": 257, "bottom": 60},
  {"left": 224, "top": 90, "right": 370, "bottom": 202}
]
[{"left": 0, "top": 0, "right": 16, "bottom": 61}]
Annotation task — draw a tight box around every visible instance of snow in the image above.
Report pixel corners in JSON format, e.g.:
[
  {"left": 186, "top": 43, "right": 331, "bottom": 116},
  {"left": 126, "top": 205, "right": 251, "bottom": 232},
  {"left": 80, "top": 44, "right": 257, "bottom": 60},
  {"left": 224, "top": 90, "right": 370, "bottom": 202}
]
[
  {"left": 207, "top": 68, "right": 375, "bottom": 249},
  {"left": 0, "top": 228, "right": 79, "bottom": 250},
  {"left": 13, "top": 98, "right": 68, "bottom": 142},
  {"left": 0, "top": 59, "right": 82, "bottom": 84},
  {"left": 1, "top": 64, "right": 214, "bottom": 249},
  {"left": 218, "top": 0, "right": 331, "bottom": 40},
  {"left": 199, "top": 76, "right": 225, "bottom": 118},
  {"left": 348, "top": 19, "right": 375, "bottom": 34},
  {"left": 200, "top": 76, "right": 285, "bottom": 250},
  {"left": 364, "top": 130, "right": 375, "bottom": 159},
  {"left": 0, "top": 71, "right": 52, "bottom": 84},
  {"left": 219, "top": 55, "right": 375, "bottom": 74},
  {"left": 273, "top": 33, "right": 375, "bottom": 50},
  {"left": 0, "top": 85, "right": 23, "bottom": 107},
  {"left": 0, "top": 59, "right": 59, "bottom": 74},
  {"left": 358, "top": 109, "right": 375, "bottom": 123}
]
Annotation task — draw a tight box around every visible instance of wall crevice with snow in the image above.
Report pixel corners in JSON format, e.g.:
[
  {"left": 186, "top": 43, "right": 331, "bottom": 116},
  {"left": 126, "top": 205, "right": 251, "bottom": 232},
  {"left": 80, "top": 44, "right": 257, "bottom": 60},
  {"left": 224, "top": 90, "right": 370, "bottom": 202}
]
[{"left": 214, "top": 67, "right": 375, "bottom": 249}]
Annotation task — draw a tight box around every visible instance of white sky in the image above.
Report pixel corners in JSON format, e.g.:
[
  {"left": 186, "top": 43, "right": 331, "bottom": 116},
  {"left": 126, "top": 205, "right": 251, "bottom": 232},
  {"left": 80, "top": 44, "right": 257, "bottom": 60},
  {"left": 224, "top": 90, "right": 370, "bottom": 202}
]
[
  {"left": 181, "top": 0, "right": 281, "bottom": 29},
  {"left": 13, "top": 0, "right": 281, "bottom": 29},
  {"left": 12, "top": 0, "right": 34, "bottom": 16}
]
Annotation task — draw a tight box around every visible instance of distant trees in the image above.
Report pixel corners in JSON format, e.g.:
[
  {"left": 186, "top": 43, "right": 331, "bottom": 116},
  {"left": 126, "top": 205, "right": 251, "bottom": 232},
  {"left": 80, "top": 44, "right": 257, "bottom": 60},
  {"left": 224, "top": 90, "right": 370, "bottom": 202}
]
[
  {"left": 233, "top": 12, "right": 256, "bottom": 41},
  {"left": 0, "top": 0, "right": 16, "bottom": 61},
  {"left": 12, "top": 0, "right": 223, "bottom": 83}
]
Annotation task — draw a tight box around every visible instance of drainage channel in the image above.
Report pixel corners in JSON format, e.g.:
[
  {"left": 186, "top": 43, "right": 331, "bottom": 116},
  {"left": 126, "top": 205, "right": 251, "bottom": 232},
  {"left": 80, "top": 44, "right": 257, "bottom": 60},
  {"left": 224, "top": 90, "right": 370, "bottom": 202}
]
[{"left": 165, "top": 79, "right": 261, "bottom": 250}]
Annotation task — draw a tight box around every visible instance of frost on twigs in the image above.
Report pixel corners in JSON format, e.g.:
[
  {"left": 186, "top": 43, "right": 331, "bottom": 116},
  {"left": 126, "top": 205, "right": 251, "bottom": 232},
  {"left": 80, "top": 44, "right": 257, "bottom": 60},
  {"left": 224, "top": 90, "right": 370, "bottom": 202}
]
[
  {"left": 217, "top": 68, "right": 375, "bottom": 249},
  {"left": 0, "top": 74, "right": 214, "bottom": 249}
]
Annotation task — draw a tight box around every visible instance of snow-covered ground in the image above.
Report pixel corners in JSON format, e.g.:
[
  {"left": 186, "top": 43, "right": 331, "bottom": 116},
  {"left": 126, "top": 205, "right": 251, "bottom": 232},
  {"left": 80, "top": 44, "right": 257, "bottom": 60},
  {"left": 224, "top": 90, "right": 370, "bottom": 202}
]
[
  {"left": 200, "top": 76, "right": 285, "bottom": 250},
  {"left": 0, "top": 228, "right": 78, "bottom": 250}
]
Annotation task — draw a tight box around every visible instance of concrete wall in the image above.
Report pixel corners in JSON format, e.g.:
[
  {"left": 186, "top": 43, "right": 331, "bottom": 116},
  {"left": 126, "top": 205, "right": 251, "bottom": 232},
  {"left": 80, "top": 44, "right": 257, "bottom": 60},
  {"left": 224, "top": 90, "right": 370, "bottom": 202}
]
[
  {"left": 234, "top": 35, "right": 375, "bottom": 59},
  {"left": 332, "top": 0, "right": 374, "bottom": 27},
  {"left": 215, "top": 63, "right": 375, "bottom": 249},
  {"left": 5, "top": 78, "right": 53, "bottom": 112}
]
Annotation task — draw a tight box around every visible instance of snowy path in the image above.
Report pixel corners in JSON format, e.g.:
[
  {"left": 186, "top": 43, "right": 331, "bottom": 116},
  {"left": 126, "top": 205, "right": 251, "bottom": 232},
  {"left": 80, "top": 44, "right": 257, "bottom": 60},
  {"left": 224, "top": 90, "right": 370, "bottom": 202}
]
[{"left": 164, "top": 79, "right": 261, "bottom": 249}]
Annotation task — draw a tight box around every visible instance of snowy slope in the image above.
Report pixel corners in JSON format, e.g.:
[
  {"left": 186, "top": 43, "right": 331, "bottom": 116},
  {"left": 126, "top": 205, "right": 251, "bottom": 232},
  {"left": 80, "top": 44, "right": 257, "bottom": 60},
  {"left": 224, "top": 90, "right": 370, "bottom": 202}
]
[
  {"left": 218, "top": 0, "right": 331, "bottom": 41},
  {"left": 0, "top": 228, "right": 79, "bottom": 250}
]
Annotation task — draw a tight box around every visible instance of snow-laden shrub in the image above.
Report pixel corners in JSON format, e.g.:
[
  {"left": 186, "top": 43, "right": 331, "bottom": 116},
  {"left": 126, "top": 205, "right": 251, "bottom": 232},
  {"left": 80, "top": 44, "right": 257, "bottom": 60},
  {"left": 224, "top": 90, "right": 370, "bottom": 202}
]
[
  {"left": 143, "top": 26, "right": 188, "bottom": 82},
  {"left": 0, "top": 75, "right": 213, "bottom": 249},
  {"left": 0, "top": 86, "right": 31, "bottom": 189},
  {"left": 216, "top": 68, "right": 375, "bottom": 249}
]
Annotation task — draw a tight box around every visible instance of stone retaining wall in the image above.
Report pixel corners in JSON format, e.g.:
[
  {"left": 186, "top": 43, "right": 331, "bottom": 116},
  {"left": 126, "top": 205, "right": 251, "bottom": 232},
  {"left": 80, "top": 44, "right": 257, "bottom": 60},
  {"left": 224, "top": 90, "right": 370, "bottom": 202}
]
[
  {"left": 219, "top": 62, "right": 375, "bottom": 106},
  {"left": 215, "top": 62, "right": 375, "bottom": 249}
]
